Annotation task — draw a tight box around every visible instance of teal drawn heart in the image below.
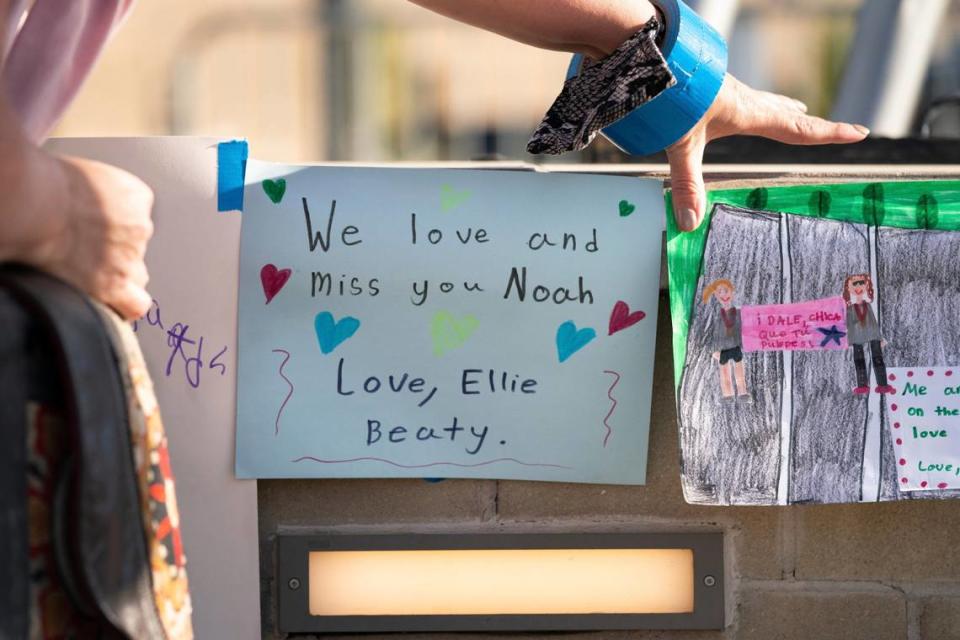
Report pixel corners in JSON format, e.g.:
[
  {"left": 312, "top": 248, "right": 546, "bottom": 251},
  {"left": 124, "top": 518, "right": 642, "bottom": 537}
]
[
  {"left": 263, "top": 178, "right": 287, "bottom": 204},
  {"left": 441, "top": 184, "right": 471, "bottom": 211},
  {"left": 314, "top": 312, "right": 360, "bottom": 354},
  {"left": 618, "top": 199, "right": 636, "bottom": 217},
  {"left": 556, "top": 321, "right": 596, "bottom": 363}
]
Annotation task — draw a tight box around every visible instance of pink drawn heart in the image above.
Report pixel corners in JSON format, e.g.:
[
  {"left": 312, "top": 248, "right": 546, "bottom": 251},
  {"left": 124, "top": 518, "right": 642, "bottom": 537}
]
[
  {"left": 608, "top": 300, "right": 646, "bottom": 335},
  {"left": 260, "top": 264, "right": 292, "bottom": 304}
]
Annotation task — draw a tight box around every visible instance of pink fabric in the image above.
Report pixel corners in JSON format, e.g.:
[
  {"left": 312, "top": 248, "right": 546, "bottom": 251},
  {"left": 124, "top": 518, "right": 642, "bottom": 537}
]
[{"left": 2, "top": 0, "right": 133, "bottom": 142}]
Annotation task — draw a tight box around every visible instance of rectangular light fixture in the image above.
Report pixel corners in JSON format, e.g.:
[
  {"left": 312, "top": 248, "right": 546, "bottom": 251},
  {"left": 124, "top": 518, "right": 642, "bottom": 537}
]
[{"left": 277, "top": 533, "right": 724, "bottom": 632}]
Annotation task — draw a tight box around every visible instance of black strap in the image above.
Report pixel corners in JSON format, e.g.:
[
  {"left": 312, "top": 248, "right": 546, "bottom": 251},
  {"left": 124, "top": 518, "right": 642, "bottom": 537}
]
[
  {"left": 0, "top": 288, "right": 35, "bottom": 639},
  {"left": 0, "top": 265, "right": 167, "bottom": 639}
]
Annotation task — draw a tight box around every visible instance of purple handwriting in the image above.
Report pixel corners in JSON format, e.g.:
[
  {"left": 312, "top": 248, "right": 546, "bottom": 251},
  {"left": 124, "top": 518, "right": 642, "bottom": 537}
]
[
  {"left": 132, "top": 299, "right": 228, "bottom": 389},
  {"left": 292, "top": 455, "right": 570, "bottom": 470},
  {"left": 271, "top": 349, "right": 294, "bottom": 435},
  {"left": 601, "top": 369, "right": 621, "bottom": 448}
]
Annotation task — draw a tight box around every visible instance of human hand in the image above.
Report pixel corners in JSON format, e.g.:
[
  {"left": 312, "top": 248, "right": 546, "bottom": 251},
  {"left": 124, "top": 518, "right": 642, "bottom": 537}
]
[
  {"left": 712, "top": 351, "right": 720, "bottom": 361},
  {"left": 53, "top": 155, "right": 154, "bottom": 319},
  {"left": 667, "top": 74, "right": 869, "bottom": 232},
  {"left": 5, "top": 149, "right": 155, "bottom": 319}
]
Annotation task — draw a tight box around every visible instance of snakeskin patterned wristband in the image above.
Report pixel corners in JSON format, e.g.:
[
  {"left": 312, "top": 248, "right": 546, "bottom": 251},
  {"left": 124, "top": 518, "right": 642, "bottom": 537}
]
[{"left": 527, "top": 16, "right": 675, "bottom": 155}]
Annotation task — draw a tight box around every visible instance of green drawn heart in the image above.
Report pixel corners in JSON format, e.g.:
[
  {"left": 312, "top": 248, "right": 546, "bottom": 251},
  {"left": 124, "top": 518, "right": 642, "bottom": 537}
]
[
  {"left": 263, "top": 178, "right": 287, "bottom": 204},
  {"left": 431, "top": 311, "right": 479, "bottom": 356},
  {"left": 441, "top": 184, "right": 471, "bottom": 212},
  {"left": 618, "top": 199, "right": 636, "bottom": 217}
]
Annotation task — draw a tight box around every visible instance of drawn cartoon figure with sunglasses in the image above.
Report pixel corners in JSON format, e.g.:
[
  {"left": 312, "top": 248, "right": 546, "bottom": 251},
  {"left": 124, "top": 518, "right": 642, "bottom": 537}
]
[{"left": 842, "top": 274, "right": 895, "bottom": 395}]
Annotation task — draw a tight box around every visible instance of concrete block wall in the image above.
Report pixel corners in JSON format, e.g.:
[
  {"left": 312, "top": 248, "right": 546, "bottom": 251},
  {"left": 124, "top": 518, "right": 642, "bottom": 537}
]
[{"left": 258, "top": 294, "right": 960, "bottom": 640}]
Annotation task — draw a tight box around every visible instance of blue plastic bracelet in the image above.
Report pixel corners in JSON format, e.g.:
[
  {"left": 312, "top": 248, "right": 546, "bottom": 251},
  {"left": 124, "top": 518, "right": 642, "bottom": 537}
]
[{"left": 565, "top": 0, "right": 728, "bottom": 156}]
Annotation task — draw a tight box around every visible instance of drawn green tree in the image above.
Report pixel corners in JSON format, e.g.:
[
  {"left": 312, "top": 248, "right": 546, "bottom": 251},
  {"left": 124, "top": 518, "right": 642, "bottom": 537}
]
[
  {"left": 915, "top": 193, "right": 939, "bottom": 230},
  {"left": 746, "top": 187, "right": 768, "bottom": 210},
  {"left": 807, "top": 190, "right": 832, "bottom": 218}
]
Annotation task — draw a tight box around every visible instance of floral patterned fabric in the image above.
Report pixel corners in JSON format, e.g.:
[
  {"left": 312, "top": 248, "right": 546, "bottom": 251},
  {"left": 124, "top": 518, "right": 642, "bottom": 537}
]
[
  {"left": 26, "top": 309, "right": 193, "bottom": 639},
  {"left": 106, "top": 311, "right": 193, "bottom": 639},
  {"left": 26, "top": 404, "right": 103, "bottom": 639}
]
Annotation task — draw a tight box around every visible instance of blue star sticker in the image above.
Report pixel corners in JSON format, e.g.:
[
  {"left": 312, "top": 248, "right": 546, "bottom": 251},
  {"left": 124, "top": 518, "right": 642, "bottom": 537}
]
[{"left": 817, "top": 324, "right": 846, "bottom": 347}]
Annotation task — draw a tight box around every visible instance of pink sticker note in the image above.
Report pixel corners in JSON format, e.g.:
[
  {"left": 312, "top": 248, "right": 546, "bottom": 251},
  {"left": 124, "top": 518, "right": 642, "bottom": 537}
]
[{"left": 741, "top": 296, "right": 848, "bottom": 352}]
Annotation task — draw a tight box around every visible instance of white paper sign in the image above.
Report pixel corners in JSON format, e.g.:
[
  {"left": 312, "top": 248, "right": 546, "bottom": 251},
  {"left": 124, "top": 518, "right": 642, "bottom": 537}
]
[
  {"left": 236, "top": 163, "right": 664, "bottom": 484},
  {"left": 888, "top": 366, "right": 960, "bottom": 491}
]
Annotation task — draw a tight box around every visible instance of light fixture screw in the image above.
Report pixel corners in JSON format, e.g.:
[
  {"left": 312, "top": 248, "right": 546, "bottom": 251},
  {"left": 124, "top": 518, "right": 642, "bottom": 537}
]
[
  {"left": 288, "top": 577, "right": 301, "bottom": 590},
  {"left": 703, "top": 575, "right": 716, "bottom": 587}
]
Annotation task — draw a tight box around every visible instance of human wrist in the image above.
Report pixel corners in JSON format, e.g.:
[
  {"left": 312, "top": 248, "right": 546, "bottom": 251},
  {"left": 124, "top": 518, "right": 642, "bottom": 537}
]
[
  {"left": 576, "top": 0, "right": 728, "bottom": 156},
  {"left": 0, "top": 137, "right": 70, "bottom": 265},
  {"left": 584, "top": 1, "right": 657, "bottom": 57},
  {"left": 528, "top": 8, "right": 673, "bottom": 155}
]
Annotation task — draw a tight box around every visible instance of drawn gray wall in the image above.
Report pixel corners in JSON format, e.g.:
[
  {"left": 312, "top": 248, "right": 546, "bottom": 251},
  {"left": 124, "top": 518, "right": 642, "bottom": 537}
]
[
  {"left": 678, "top": 206, "right": 783, "bottom": 505},
  {"left": 877, "top": 227, "right": 960, "bottom": 501},
  {"left": 787, "top": 216, "right": 870, "bottom": 503}
]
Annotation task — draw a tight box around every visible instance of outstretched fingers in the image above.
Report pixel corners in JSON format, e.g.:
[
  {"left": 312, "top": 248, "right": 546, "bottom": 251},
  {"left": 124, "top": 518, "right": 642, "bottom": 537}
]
[
  {"left": 666, "top": 134, "right": 707, "bottom": 232},
  {"left": 741, "top": 88, "right": 868, "bottom": 145}
]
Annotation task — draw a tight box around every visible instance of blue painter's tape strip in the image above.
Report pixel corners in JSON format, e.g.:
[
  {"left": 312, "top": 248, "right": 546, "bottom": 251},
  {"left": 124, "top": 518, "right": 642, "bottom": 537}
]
[
  {"left": 565, "top": 0, "right": 727, "bottom": 156},
  {"left": 217, "top": 140, "right": 248, "bottom": 212}
]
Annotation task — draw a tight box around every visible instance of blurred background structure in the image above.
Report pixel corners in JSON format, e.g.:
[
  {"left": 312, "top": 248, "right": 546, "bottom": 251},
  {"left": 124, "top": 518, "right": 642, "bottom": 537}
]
[{"left": 57, "top": 0, "right": 960, "bottom": 163}]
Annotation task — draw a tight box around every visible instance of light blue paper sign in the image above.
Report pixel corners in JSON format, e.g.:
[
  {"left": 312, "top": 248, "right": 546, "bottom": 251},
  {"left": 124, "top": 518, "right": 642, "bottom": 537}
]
[{"left": 236, "top": 164, "right": 663, "bottom": 484}]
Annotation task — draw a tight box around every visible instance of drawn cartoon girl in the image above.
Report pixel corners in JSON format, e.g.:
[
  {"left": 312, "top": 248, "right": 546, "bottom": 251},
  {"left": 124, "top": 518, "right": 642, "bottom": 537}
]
[
  {"left": 703, "top": 279, "right": 750, "bottom": 400},
  {"left": 842, "top": 274, "right": 894, "bottom": 395}
]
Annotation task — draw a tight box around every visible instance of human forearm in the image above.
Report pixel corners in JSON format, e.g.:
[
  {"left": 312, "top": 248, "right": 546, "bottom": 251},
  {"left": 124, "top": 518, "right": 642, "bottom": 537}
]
[
  {"left": 408, "top": 0, "right": 656, "bottom": 58},
  {"left": 0, "top": 91, "right": 154, "bottom": 318},
  {"left": 0, "top": 100, "right": 70, "bottom": 264},
  {"left": 409, "top": 0, "right": 869, "bottom": 233},
  {"left": 0, "top": 0, "right": 154, "bottom": 317}
]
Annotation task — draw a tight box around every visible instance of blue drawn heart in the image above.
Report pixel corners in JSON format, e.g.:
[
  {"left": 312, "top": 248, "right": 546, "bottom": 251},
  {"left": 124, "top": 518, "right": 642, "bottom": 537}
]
[
  {"left": 556, "top": 320, "right": 596, "bottom": 363},
  {"left": 314, "top": 312, "right": 360, "bottom": 354}
]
